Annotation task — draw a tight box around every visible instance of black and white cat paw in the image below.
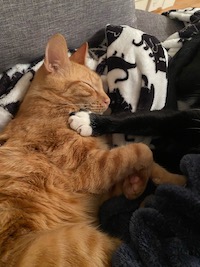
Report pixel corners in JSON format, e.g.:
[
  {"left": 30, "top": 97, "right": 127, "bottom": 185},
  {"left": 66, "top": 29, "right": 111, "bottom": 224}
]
[{"left": 68, "top": 111, "right": 93, "bottom": 136}]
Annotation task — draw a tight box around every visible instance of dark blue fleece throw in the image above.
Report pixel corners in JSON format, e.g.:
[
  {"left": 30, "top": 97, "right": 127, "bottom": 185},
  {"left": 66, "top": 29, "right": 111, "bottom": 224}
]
[{"left": 99, "top": 154, "right": 200, "bottom": 267}]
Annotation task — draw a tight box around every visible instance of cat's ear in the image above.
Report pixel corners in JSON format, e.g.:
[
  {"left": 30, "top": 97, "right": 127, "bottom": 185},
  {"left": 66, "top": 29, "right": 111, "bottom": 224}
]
[
  {"left": 44, "top": 33, "right": 70, "bottom": 73},
  {"left": 70, "top": 42, "right": 88, "bottom": 65}
]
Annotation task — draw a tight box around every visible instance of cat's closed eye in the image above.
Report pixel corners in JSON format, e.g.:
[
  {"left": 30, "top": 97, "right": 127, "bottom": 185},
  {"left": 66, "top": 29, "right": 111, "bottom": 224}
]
[
  {"left": 82, "top": 81, "right": 95, "bottom": 91},
  {"left": 83, "top": 82, "right": 94, "bottom": 89}
]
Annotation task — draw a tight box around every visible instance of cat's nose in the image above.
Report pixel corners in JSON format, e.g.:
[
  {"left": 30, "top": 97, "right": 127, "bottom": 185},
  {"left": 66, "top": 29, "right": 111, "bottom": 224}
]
[{"left": 104, "top": 97, "right": 110, "bottom": 106}]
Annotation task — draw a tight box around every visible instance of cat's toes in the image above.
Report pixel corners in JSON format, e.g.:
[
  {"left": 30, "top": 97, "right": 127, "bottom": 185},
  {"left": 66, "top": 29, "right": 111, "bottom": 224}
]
[
  {"left": 68, "top": 111, "right": 92, "bottom": 136},
  {"left": 123, "top": 174, "right": 149, "bottom": 199}
]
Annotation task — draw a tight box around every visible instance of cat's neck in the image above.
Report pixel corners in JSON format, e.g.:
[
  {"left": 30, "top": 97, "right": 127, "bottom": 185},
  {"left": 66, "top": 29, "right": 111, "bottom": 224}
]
[
  {"left": 2, "top": 94, "right": 78, "bottom": 144},
  {"left": 18, "top": 94, "right": 80, "bottom": 119}
]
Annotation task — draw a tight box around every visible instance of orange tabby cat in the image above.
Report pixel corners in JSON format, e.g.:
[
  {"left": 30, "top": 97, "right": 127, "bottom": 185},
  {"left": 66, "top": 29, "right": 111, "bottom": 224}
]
[{"left": 0, "top": 34, "right": 185, "bottom": 267}]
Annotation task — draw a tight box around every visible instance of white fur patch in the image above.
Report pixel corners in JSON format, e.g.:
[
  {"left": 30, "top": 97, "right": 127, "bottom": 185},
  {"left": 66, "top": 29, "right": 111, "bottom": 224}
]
[{"left": 68, "top": 111, "right": 92, "bottom": 137}]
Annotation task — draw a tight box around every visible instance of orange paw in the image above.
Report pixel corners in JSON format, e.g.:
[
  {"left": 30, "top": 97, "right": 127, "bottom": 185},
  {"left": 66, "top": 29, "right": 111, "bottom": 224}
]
[{"left": 123, "top": 174, "right": 149, "bottom": 199}]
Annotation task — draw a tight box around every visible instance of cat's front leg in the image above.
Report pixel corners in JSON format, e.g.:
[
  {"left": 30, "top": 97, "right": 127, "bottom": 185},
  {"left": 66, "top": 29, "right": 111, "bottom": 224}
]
[{"left": 70, "top": 142, "right": 153, "bottom": 195}]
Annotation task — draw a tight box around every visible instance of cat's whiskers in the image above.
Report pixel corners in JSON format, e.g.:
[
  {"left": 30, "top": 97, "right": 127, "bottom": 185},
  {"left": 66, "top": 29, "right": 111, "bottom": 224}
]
[
  {"left": 55, "top": 102, "right": 106, "bottom": 114},
  {"left": 59, "top": 102, "right": 104, "bottom": 107}
]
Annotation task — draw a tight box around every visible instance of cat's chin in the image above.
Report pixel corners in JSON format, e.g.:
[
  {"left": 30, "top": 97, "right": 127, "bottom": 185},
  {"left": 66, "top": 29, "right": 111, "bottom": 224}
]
[
  {"left": 92, "top": 108, "right": 109, "bottom": 115},
  {"left": 90, "top": 110, "right": 104, "bottom": 115}
]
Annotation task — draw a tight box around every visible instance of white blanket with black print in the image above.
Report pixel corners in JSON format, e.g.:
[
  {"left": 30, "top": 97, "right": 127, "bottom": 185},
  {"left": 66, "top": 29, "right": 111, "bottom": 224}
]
[
  {"left": 88, "top": 25, "right": 168, "bottom": 146},
  {"left": 162, "top": 7, "right": 200, "bottom": 58},
  {"left": 0, "top": 60, "right": 43, "bottom": 131},
  {"left": 0, "top": 25, "right": 168, "bottom": 148}
]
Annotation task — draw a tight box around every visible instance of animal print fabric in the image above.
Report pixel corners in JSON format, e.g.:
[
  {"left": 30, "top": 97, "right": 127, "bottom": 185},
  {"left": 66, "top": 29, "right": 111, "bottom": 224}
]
[
  {"left": 88, "top": 25, "right": 168, "bottom": 146},
  {"left": 162, "top": 7, "right": 200, "bottom": 57}
]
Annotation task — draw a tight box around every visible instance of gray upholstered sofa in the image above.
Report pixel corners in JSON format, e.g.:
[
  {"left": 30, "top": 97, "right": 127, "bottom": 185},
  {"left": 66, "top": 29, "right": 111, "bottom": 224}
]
[{"left": 0, "top": 0, "right": 182, "bottom": 73}]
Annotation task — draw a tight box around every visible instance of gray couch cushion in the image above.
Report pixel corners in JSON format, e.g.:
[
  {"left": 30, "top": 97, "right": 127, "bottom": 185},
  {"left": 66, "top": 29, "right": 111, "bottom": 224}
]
[
  {"left": 136, "top": 10, "right": 183, "bottom": 42},
  {"left": 0, "top": 0, "right": 136, "bottom": 72}
]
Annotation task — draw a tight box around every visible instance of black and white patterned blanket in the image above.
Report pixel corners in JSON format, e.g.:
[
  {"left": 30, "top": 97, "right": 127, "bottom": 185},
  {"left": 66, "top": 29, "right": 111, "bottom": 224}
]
[
  {"left": 88, "top": 25, "right": 168, "bottom": 146},
  {"left": 162, "top": 7, "right": 200, "bottom": 57},
  {"left": 0, "top": 59, "right": 43, "bottom": 131}
]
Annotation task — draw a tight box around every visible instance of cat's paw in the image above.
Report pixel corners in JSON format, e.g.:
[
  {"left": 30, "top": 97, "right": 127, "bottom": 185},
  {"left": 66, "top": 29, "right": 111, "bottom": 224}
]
[
  {"left": 123, "top": 174, "right": 149, "bottom": 199},
  {"left": 68, "top": 111, "right": 93, "bottom": 136}
]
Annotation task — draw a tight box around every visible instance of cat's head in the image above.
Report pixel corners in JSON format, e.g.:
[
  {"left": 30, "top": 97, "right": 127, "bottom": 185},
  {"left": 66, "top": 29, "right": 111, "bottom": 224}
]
[{"left": 31, "top": 34, "right": 110, "bottom": 114}]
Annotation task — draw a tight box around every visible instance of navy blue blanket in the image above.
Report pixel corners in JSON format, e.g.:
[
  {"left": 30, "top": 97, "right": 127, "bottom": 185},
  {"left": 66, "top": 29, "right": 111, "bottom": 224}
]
[{"left": 99, "top": 154, "right": 200, "bottom": 266}]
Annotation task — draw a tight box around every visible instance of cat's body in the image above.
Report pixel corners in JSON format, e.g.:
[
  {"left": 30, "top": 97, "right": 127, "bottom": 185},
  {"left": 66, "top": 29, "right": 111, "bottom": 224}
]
[{"left": 0, "top": 34, "right": 177, "bottom": 267}]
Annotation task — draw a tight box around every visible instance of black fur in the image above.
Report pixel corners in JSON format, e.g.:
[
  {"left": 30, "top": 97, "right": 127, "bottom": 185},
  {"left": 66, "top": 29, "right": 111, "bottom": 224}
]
[{"left": 89, "top": 109, "right": 200, "bottom": 172}]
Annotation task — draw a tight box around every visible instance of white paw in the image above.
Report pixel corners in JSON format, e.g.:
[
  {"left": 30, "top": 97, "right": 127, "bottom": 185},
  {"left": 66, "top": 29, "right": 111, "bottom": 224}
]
[{"left": 68, "top": 111, "right": 92, "bottom": 137}]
